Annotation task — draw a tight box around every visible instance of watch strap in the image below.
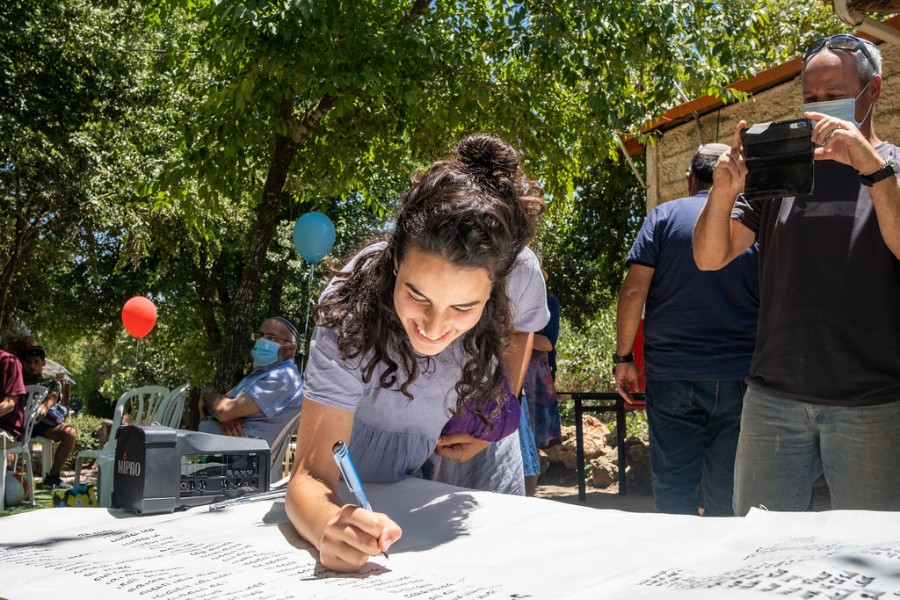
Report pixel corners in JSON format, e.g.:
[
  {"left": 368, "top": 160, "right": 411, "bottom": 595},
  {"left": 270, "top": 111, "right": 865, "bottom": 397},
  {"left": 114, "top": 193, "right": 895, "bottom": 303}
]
[
  {"left": 860, "top": 156, "right": 896, "bottom": 187},
  {"left": 612, "top": 353, "right": 634, "bottom": 365}
]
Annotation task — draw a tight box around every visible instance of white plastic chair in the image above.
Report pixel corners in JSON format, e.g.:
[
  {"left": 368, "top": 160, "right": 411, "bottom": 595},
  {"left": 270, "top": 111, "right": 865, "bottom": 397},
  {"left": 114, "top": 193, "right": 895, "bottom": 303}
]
[
  {"left": 0, "top": 385, "right": 48, "bottom": 512},
  {"left": 32, "top": 435, "right": 55, "bottom": 479},
  {"left": 157, "top": 383, "right": 190, "bottom": 429},
  {"left": 73, "top": 385, "right": 168, "bottom": 507},
  {"left": 268, "top": 410, "right": 301, "bottom": 485}
]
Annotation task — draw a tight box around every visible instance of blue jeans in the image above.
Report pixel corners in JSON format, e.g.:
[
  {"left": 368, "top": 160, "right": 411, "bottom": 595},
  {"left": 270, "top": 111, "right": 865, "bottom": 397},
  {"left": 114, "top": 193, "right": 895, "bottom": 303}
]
[
  {"left": 734, "top": 387, "right": 900, "bottom": 515},
  {"left": 518, "top": 399, "right": 541, "bottom": 477},
  {"left": 645, "top": 380, "right": 745, "bottom": 516},
  {"left": 198, "top": 417, "right": 223, "bottom": 435}
]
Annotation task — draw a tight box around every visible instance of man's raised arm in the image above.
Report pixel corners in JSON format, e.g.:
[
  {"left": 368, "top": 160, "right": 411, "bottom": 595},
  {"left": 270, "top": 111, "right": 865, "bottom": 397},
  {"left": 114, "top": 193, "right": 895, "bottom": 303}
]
[{"left": 693, "top": 121, "right": 756, "bottom": 270}]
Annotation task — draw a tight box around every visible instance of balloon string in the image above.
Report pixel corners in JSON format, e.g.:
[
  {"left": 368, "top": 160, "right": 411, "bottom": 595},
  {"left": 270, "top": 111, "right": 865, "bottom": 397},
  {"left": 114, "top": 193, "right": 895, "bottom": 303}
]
[
  {"left": 300, "top": 262, "right": 315, "bottom": 374},
  {"left": 136, "top": 337, "right": 144, "bottom": 385}
]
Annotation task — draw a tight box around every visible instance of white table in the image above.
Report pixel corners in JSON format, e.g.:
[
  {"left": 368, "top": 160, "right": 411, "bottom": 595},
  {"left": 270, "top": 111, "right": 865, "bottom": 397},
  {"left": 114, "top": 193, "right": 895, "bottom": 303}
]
[{"left": 2, "top": 478, "right": 899, "bottom": 599}]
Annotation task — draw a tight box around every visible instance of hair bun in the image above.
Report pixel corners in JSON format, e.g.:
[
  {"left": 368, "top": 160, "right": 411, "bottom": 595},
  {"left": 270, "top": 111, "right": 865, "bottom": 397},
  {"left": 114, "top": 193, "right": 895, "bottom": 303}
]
[{"left": 456, "top": 134, "right": 520, "bottom": 182}]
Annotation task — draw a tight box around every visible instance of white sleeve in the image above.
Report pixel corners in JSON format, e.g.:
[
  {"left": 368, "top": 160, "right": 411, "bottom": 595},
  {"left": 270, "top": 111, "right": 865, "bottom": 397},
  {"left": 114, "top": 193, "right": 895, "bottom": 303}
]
[
  {"left": 302, "top": 326, "right": 365, "bottom": 412},
  {"left": 505, "top": 247, "right": 550, "bottom": 333}
]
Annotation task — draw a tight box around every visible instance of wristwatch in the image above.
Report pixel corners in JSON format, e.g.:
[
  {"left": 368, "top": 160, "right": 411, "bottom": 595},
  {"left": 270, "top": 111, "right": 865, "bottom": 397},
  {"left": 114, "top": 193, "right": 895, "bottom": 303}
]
[
  {"left": 860, "top": 156, "right": 897, "bottom": 187},
  {"left": 612, "top": 352, "right": 634, "bottom": 365}
]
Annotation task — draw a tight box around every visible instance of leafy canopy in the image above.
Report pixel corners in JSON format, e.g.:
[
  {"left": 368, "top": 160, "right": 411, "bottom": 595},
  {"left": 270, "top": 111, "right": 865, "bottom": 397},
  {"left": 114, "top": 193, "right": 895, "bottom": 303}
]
[{"left": 1, "top": 0, "right": 845, "bottom": 403}]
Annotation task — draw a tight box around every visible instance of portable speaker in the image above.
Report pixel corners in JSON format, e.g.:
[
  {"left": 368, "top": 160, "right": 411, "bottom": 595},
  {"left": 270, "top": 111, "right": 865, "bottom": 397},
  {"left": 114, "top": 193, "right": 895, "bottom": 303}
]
[{"left": 113, "top": 425, "right": 270, "bottom": 515}]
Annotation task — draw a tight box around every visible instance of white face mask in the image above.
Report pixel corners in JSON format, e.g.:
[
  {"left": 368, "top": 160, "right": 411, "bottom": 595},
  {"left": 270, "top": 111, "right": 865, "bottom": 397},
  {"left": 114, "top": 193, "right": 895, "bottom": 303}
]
[{"left": 803, "top": 81, "right": 871, "bottom": 128}]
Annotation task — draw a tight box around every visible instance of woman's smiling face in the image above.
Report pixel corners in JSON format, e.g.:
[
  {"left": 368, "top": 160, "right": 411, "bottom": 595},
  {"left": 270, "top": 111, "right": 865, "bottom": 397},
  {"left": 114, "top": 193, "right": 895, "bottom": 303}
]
[{"left": 393, "top": 245, "right": 492, "bottom": 356}]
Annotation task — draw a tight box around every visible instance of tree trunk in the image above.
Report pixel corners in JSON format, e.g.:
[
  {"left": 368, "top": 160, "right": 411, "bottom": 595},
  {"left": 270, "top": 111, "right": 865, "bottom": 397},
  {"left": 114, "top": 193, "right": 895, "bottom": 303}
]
[
  {"left": 196, "top": 247, "right": 223, "bottom": 351},
  {"left": 214, "top": 132, "right": 299, "bottom": 390},
  {"left": 0, "top": 215, "right": 38, "bottom": 332},
  {"left": 213, "top": 93, "right": 338, "bottom": 390},
  {"left": 267, "top": 259, "right": 289, "bottom": 318}
]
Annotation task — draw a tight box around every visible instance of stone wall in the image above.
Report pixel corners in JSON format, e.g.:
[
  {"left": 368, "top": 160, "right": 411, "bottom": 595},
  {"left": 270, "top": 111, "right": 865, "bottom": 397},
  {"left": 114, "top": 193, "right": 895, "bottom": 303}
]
[{"left": 646, "top": 42, "right": 900, "bottom": 209}]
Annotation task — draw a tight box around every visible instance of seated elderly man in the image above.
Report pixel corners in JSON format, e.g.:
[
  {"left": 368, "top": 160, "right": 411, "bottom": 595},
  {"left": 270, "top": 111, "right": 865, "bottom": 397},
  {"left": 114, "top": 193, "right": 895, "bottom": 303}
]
[{"left": 199, "top": 316, "right": 303, "bottom": 447}]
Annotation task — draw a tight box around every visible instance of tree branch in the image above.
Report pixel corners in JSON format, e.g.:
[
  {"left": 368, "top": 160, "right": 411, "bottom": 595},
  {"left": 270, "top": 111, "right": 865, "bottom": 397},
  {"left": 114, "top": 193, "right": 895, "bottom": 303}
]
[
  {"left": 401, "top": 0, "right": 429, "bottom": 24},
  {"left": 288, "top": 93, "right": 339, "bottom": 144},
  {"left": 284, "top": 0, "right": 426, "bottom": 144}
]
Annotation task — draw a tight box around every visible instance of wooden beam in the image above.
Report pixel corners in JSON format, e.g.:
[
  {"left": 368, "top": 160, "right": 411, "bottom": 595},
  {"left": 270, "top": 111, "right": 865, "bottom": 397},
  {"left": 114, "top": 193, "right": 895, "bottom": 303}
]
[{"left": 848, "top": 0, "right": 900, "bottom": 13}]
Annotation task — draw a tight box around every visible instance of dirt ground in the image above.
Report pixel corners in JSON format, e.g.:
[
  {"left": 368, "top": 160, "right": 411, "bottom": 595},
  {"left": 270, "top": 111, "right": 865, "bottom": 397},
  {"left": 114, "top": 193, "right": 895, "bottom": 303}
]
[
  {"left": 534, "top": 463, "right": 656, "bottom": 513},
  {"left": 534, "top": 464, "right": 833, "bottom": 513}
]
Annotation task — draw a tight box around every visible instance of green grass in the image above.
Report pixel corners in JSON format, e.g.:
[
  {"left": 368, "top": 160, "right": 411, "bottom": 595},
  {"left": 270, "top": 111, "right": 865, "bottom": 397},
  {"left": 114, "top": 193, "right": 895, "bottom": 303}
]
[{"left": 1, "top": 486, "right": 56, "bottom": 517}]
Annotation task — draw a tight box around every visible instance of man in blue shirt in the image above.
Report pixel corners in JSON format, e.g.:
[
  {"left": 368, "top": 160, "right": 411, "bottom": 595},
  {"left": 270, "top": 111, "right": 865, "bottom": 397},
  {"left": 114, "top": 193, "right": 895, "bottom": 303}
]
[
  {"left": 199, "top": 316, "right": 303, "bottom": 448},
  {"left": 614, "top": 143, "right": 759, "bottom": 516}
]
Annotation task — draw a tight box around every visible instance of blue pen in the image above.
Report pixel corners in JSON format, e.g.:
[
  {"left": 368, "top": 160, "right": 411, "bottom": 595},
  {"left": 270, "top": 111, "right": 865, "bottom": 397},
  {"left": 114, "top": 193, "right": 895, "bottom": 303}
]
[{"left": 332, "top": 440, "right": 389, "bottom": 559}]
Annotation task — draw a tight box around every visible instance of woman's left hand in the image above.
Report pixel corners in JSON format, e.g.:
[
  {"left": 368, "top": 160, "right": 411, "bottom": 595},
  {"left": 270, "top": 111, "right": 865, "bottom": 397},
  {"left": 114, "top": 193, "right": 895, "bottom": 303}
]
[{"left": 435, "top": 433, "right": 491, "bottom": 462}]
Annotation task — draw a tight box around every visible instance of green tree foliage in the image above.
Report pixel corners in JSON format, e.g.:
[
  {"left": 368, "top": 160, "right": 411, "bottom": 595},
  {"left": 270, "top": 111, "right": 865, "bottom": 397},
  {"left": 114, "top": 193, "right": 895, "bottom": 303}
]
[
  {"left": 537, "top": 158, "right": 648, "bottom": 327},
  {"left": 0, "top": 0, "right": 193, "bottom": 337},
  {"left": 0, "top": 0, "right": 229, "bottom": 405},
  {"left": 555, "top": 304, "right": 619, "bottom": 394},
  {"left": 2, "top": 0, "right": 846, "bottom": 406},
  {"left": 0, "top": 0, "right": 144, "bottom": 329},
  {"left": 151, "top": 0, "right": 840, "bottom": 387}
]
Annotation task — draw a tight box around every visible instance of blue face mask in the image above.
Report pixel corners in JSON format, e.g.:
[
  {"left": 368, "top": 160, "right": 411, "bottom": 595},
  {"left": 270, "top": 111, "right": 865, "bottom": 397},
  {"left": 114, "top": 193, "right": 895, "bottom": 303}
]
[
  {"left": 803, "top": 82, "right": 871, "bottom": 128},
  {"left": 251, "top": 337, "right": 281, "bottom": 368}
]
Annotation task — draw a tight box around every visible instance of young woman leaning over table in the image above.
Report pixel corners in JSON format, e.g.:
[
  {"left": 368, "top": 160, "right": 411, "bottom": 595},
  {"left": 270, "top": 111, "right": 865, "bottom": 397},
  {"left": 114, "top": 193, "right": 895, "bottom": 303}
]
[{"left": 284, "top": 133, "right": 547, "bottom": 572}]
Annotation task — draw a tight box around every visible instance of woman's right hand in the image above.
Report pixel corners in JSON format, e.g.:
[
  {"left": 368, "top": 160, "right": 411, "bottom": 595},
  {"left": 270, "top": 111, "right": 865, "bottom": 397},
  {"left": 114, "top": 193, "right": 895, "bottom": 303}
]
[
  {"left": 286, "top": 398, "right": 402, "bottom": 572},
  {"left": 319, "top": 504, "right": 402, "bottom": 572}
]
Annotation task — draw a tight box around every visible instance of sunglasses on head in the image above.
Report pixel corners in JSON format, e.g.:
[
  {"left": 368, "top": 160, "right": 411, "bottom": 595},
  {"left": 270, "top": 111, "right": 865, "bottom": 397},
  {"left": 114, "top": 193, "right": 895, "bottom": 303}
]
[{"left": 804, "top": 34, "right": 877, "bottom": 70}]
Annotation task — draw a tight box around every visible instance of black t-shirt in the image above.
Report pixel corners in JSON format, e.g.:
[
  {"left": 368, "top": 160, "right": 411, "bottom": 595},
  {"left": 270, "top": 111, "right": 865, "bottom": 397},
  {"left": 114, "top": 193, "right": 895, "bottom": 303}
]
[{"left": 733, "top": 142, "right": 900, "bottom": 406}]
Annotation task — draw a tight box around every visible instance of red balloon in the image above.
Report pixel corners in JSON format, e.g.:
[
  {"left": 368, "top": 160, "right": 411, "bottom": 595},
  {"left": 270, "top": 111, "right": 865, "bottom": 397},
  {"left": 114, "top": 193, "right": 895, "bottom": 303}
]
[{"left": 121, "top": 296, "right": 158, "bottom": 338}]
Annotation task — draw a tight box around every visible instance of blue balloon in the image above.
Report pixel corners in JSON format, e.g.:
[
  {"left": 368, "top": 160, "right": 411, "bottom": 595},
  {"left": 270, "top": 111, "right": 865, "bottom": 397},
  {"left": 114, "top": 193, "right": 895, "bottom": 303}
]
[{"left": 292, "top": 211, "right": 336, "bottom": 263}]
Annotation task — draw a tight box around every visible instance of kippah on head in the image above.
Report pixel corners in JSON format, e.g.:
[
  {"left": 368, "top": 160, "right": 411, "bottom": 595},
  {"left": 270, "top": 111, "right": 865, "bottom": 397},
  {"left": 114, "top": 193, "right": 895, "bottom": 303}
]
[
  {"left": 19, "top": 346, "right": 46, "bottom": 360},
  {"left": 272, "top": 316, "right": 300, "bottom": 342},
  {"left": 690, "top": 143, "right": 730, "bottom": 186},
  {"left": 696, "top": 143, "right": 730, "bottom": 158}
]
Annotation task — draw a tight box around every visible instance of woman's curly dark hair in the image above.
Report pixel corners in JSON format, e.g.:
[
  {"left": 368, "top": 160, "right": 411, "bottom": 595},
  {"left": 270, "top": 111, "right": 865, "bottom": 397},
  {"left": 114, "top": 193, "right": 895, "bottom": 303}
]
[{"left": 316, "top": 133, "right": 545, "bottom": 425}]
